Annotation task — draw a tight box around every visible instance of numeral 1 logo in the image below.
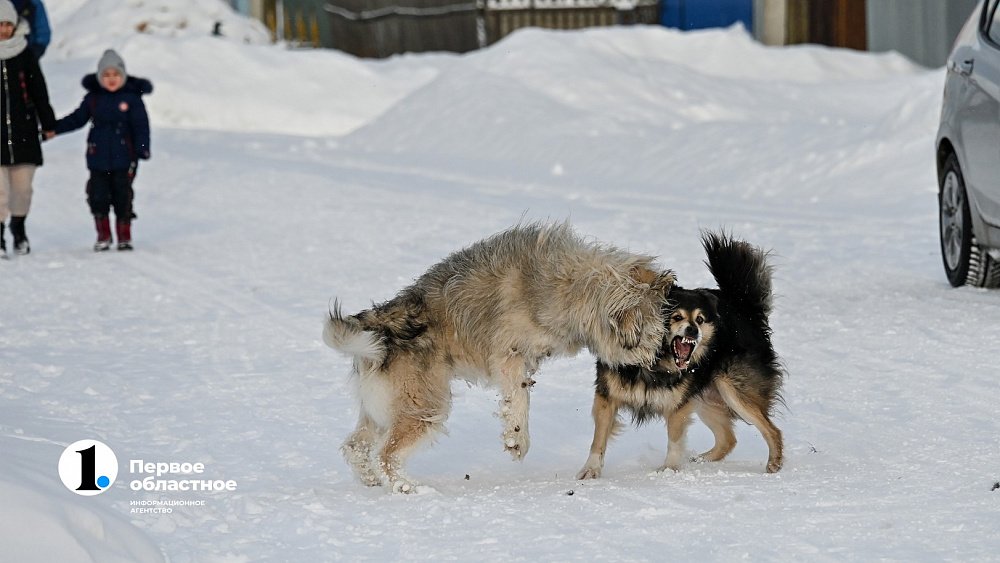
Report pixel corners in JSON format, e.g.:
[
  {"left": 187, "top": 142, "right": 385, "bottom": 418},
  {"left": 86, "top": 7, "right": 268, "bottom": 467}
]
[{"left": 58, "top": 439, "right": 118, "bottom": 496}]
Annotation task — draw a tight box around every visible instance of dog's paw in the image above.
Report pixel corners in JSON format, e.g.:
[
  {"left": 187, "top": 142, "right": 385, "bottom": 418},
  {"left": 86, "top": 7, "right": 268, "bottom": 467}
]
[
  {"left": 389, "top": 478, "right": 421, "bottom": 494},
  {"left": 359, "top": 474, "right": 383, "bottom": 487},
  {"left": 503, "top": 427, "right": 530, "bottom": 460},
  {"left": 350, "top": 463, "right": 384, "bottom": 487},
  {"left": 766, "top": 457, "right": 783, "bottom": 473},
  {"left": 392, "top": 483, "right": 437, "bottom": 495},
  {"left": 659, "top": 448, "right": 686, "bottom": 472},
  {"left": 691, "top": 452, "right": 723, "bottom": 465},
  {"left": 695, "top": 446, "right": 731, "bottom": 463},
  {"left": 576, "top": 453, "right": 604, "bottom": 479},
  {"left": 654, "top": 463, "right": 681, "bottom": 474}
]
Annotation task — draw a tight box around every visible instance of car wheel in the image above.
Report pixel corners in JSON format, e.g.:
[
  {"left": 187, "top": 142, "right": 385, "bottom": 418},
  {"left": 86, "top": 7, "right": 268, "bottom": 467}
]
[{"left": 939, "top": 154, "right": 1000, "bottom": 288}]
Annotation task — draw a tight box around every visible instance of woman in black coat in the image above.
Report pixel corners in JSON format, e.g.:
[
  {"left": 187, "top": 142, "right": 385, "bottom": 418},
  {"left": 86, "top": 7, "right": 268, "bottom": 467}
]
[{"left": 0, "top": 0, "right": 55, "bottom": 257}]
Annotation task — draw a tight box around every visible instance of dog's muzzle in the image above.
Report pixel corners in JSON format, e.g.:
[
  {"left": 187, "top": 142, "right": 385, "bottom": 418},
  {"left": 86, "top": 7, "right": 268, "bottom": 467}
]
[{"left": 671, "top": 335, "right": 697, "bottom": 370}]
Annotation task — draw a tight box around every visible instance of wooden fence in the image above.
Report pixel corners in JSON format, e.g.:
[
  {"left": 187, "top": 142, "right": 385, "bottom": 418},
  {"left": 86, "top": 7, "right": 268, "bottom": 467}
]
[
  {"left": 485, "top": 1, "right": 659, "bottom": 42},
  {"left": 263, "top": 0, "right": 323, "bottom": 47},
  {"left": 323, "top": 0, "right": 480, "bottom": 58},
  {"left": 319, "top": 0, "right": 661, "bottom": 58},
  {"left": 785, "top": 0, "right": 867, "bottom": 50}
]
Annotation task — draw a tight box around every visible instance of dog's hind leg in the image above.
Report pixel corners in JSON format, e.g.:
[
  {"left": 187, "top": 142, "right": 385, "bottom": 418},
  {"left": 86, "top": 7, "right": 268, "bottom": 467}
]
[
  {"left": 341, "top": 413, "right": 384, "bottom": 487},
  {"left": 693, "top": 396, "right": 737, "bottom": 463},
  {"left": 715, "top": 378, "right": 784, "bottom": 473},
  {"left": 377, "top": 414, "right": 436, "bottom": 493},
  {"left": 375, "top": 363, "right": 451, "bottom": 493},
  {"left": 660, "top": 400, "right": 697, "bottom": 472},
  {"left": 497, "top": 353, "right": 532, "bottom": 461},
  {"left": 577, "top": 392, "right": 620, "bottom": 479}
]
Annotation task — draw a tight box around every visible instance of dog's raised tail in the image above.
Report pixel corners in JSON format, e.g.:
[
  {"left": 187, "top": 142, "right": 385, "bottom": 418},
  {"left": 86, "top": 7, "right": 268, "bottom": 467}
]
[
  {"left": 702, "top": 230, "right": 774, "bottom": 317},
  {"left": 323, "top": 301, "right": 385, "bottom": 363}
]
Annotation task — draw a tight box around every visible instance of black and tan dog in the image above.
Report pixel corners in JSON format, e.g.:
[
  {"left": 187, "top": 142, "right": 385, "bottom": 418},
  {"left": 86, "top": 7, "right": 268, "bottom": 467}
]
[{"left": 577, "top": 231, "right": 784, "bottom": 479}]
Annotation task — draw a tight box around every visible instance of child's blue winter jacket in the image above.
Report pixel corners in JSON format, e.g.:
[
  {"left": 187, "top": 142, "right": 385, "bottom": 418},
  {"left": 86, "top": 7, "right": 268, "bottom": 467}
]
[{"left": 55, "top": 74, "right": 152, "bottom": 172}]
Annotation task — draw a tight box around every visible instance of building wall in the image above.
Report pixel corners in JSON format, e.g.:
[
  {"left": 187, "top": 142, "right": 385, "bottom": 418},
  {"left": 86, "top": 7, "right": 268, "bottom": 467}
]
[{"left": 866, "top": 0, "right": 979, "bottom": 68}]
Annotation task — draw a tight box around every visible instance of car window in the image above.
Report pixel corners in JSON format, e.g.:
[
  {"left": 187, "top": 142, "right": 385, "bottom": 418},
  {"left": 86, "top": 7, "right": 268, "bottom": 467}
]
[{"left": 987, "top": 0, "right": 1000, "bottom": 45}]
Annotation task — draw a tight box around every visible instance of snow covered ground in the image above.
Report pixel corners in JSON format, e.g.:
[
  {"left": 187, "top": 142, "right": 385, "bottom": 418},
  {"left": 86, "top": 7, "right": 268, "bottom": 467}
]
[{"left": 2, "top": 1, "right": 998, "bottom": 561}]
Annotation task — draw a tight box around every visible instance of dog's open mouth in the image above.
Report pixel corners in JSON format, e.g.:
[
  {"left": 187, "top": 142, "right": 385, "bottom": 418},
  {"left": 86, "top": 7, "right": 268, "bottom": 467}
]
[{"left": 672, "top": 336, "right": 697, "bottom": 370}]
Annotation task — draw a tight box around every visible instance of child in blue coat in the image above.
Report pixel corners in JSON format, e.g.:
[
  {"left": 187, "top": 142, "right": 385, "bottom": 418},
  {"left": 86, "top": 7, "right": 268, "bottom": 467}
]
[{"left": 50, "top": 49, "right": 151, "bottom": 251}]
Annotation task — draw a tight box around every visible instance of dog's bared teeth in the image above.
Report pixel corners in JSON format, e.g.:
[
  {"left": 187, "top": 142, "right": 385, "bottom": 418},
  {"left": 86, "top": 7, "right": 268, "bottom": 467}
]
[{"left": 672, "top": 335, "right": 694, "bottom": 368}]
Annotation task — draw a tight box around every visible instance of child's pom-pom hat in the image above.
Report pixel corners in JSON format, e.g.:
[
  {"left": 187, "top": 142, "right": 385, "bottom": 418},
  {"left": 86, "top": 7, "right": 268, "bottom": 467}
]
[{"left": 97, "top": 49, "right": 127, "bottom": 80}]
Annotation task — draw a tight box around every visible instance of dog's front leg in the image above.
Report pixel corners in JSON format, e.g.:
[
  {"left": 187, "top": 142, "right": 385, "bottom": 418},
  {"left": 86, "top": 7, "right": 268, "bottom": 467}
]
[
  {"left": 693, "top": 397, "right": 737, "bottom": 463},
  {"left": 577, "top": 392, "right": 618, "bottom": 479},
  {"left": 497, "top": 352, "right": 532, "bottom": 460},
  {"left": 660, "top": 401, "right": 697, "bottom": 472}
]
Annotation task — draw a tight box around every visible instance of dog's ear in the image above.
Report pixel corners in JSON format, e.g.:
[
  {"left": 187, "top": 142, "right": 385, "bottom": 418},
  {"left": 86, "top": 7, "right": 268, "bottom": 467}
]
[
  {"left": 630, "top": 265, "right": 676, "bottom": 295},
  {"left": 610, "top": 306, "right": 644, "bottom": 350},
  {"left": 701, "top": 290, "right": 721, "bottom": 322},
  {"left": 651, "top": 270, "right": 676, "bottom": 294},
  {"left": 609, "top": 267, "right": 674, "bottom": 349}
]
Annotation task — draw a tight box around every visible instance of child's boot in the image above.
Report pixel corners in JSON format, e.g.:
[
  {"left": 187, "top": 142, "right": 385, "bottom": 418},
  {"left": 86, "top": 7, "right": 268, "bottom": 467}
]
[
  {"left": 10, "top": 216, "right": 29, "bottom": 255},
  {"left": 94, "top": 215, "right": 112, "bottom": 251},
  {"left": 0, "top": 222, "right": 7, "bottom": 259},
  {"left": 116, "top": 221, "right": 132, "bottom": 251}
]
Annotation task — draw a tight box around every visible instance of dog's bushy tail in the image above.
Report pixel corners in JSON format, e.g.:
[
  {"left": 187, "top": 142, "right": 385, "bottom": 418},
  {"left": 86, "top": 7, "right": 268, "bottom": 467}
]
[
  {"left": 702, "top": 230, "right": 773, "bottom": 318},
  {"left": 323, "top": 301, "right": 385, "bottom": 363}
]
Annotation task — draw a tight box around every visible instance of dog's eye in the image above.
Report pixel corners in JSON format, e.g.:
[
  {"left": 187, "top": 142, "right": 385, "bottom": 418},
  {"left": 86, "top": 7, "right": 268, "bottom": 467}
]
[
  {"left": 696, "top": 315, "right": 705, "bottom": 324},
  {"left": 672, "top": 314, "right": 683, "bottom": 322}
]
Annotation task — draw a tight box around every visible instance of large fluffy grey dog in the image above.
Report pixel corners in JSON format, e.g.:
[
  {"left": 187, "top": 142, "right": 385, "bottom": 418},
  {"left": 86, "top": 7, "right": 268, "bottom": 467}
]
[{"left": 324, "top": 222, "right": 675, "bottom": 492}]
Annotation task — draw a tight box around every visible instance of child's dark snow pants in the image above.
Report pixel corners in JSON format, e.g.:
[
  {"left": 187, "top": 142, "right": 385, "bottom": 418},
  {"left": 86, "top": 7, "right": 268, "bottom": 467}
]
[{"left": 87, "top": 166, "right": 135, "bottom": 222}]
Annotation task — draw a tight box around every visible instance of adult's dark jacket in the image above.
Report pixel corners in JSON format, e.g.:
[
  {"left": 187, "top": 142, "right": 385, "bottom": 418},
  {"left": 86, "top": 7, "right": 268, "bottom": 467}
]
[
  {"left": 0, "top": 48, "right": 56, "bottom": 166},
  {"left": 55, "top": 74, "right": 152, "bottom": 172}
]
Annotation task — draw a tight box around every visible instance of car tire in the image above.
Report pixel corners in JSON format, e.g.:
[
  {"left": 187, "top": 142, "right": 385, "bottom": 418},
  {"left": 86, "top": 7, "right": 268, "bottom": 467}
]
[{"left": 939, "top": 153, "right": 1000, "bottom": 288}]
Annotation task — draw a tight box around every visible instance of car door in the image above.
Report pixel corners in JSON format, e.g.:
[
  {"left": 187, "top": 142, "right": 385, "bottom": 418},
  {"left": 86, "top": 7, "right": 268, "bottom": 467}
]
[{"left": 959, "top": 0, "right": 1000, "bottom": 226}]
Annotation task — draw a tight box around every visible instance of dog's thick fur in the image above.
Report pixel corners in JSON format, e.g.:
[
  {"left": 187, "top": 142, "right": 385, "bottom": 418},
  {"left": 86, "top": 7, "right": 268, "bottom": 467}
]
[
  {"left": 324, "top": 222, "right": 675, "bottom": 492},
  {"left": 577, "top": 231, "right": 784, "bottom": 479}
]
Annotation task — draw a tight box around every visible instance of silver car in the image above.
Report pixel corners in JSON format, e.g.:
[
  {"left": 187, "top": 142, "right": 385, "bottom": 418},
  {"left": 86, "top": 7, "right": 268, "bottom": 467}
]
[{"left": 937, "top": 0, "right": 1000, "bottom": 287}]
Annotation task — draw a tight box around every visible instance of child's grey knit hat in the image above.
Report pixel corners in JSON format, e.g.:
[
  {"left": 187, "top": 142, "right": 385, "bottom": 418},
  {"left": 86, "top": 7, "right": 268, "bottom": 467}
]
[{"left": 97, "top": 49, "right": 127, "bottom": 80}]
